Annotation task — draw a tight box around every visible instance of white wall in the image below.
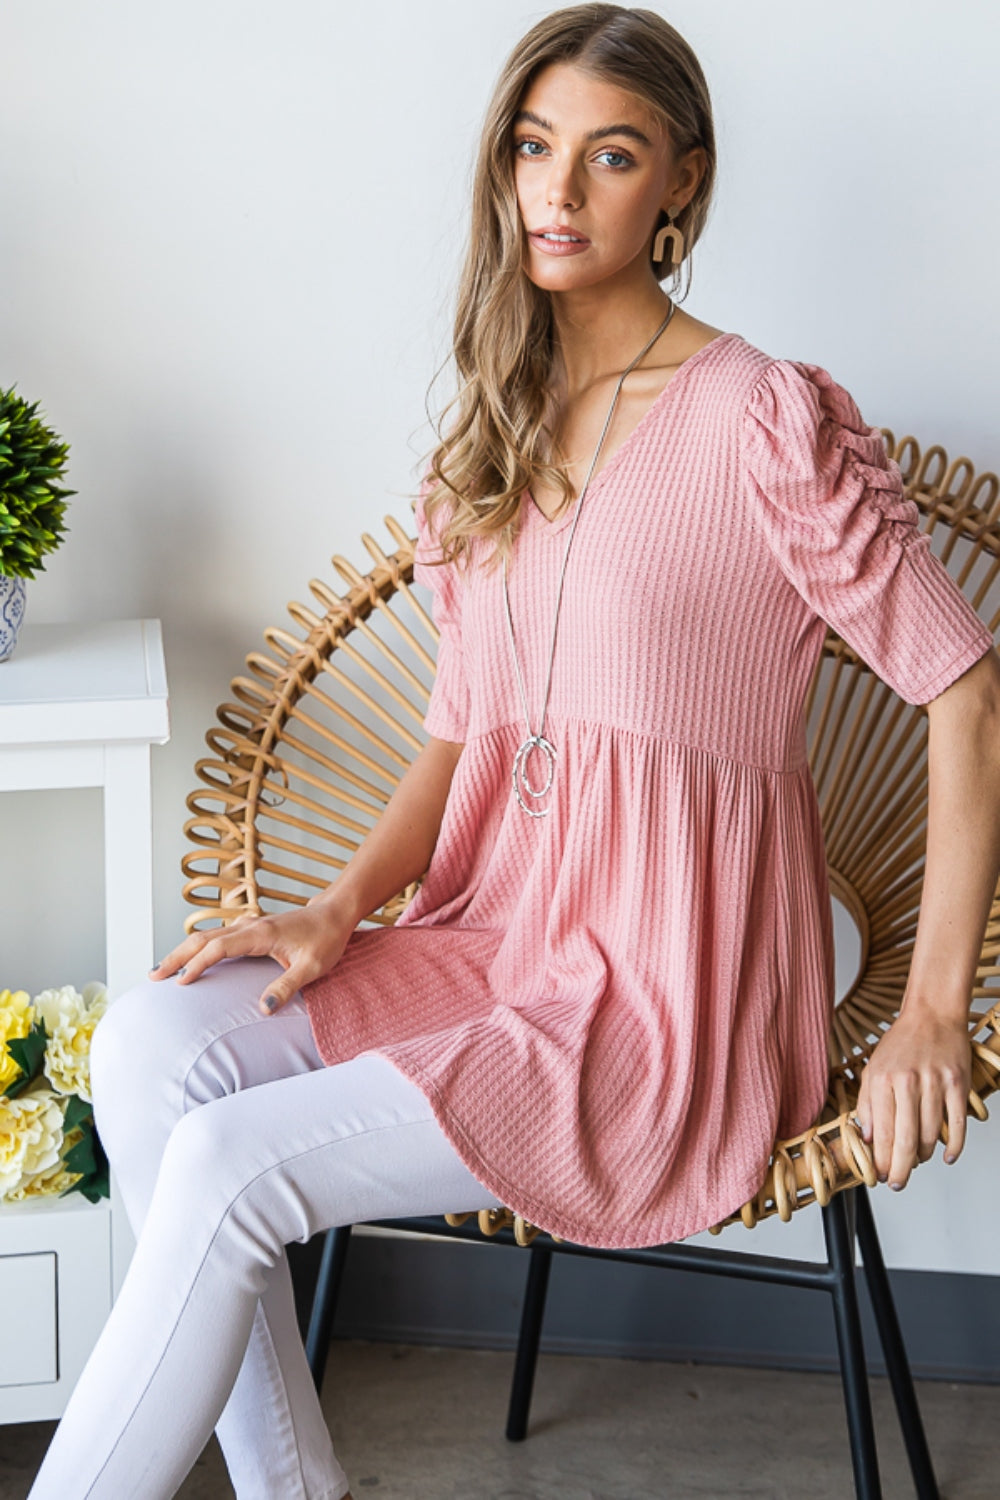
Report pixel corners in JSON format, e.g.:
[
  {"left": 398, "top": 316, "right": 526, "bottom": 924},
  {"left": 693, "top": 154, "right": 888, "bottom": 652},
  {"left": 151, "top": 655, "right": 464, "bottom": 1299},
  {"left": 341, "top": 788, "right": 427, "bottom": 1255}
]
[{"left": 1, "top": 0, "right": 997, "bottom": 1273}]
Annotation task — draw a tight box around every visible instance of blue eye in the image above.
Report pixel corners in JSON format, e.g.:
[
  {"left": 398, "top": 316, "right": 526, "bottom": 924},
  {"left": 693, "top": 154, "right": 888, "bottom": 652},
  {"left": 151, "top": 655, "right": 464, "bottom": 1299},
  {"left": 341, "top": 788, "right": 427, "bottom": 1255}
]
[
  {"left": 596, "top": 149, "right": 632, "bottom": 170},
  {"left": 513, "top": 137, "right": 633, "bottom": 171}
]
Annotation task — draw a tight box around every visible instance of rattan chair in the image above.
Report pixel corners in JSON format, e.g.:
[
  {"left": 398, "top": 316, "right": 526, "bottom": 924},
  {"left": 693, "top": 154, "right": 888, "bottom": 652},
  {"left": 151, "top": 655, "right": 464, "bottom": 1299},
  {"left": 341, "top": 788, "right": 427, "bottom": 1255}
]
[{"left": 182, "top": 430, "right": 1000, "bottom": 1500}]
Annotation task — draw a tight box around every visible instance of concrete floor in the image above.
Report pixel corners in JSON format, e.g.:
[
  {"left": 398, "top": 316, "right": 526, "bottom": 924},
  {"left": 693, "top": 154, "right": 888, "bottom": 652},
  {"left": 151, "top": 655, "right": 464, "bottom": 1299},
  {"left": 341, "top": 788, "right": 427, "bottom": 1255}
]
[{"left": 2, "top": 1339, "right": 997, "bottom": 1499}]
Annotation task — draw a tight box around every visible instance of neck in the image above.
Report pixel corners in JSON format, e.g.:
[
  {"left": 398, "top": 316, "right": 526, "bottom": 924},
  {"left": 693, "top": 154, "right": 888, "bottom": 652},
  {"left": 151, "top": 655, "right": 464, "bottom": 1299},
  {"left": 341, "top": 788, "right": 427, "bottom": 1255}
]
[{"left": 548, "top": 271, "right": 674, "bottom": 399}]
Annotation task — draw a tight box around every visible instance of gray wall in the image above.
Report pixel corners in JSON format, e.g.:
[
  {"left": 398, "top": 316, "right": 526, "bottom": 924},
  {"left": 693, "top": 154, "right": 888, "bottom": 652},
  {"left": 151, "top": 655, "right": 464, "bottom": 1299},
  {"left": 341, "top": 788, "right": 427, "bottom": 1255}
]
[{"left": 290, "top": 1225, "right": 1000, "bottom": 1383}]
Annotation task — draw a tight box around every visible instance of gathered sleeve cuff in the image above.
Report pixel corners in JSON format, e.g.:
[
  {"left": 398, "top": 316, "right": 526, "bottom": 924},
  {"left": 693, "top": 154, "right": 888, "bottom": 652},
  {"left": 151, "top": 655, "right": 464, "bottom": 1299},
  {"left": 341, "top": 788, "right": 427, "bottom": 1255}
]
[
  {"left": 413, "top": 479, "right": 470, "bottom": 742},
  {"left": 742, "top": 358, "right": 994, "bottom": 705}
]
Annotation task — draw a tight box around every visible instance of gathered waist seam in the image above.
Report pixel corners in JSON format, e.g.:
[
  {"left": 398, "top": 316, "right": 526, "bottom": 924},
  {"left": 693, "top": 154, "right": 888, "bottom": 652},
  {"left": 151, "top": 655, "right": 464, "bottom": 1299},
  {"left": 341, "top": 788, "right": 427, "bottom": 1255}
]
[{"left": 464, "top": 717, "right": 809, "bottom": 777}]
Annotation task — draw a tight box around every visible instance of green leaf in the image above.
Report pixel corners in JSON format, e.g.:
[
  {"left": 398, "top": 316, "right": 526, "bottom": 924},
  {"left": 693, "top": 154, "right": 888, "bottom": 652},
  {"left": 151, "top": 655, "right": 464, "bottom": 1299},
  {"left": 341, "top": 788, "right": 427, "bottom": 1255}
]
[
  {"left": 63, "top": 1132, "right": 97, "bottom": 1177},
  {"left": 64, "top": 1160, "right": 110, "bottom": 1203},
  {"left": 5, "top": 1019, "right": 49, "bottom": 1085},
  {"left": 62, "top": 1094, "right": 93, "bottom": 1132},
  {"left": 58, "top": 1117, "right": 110, "bottom": 1202}
]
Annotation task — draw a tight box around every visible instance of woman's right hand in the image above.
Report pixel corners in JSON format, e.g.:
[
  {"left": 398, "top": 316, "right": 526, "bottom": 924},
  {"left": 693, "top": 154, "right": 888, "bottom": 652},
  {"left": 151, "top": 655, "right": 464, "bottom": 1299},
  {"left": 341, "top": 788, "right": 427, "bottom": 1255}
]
[{"left": 149, "top": 901, "right": 357, "bottom": 1016}]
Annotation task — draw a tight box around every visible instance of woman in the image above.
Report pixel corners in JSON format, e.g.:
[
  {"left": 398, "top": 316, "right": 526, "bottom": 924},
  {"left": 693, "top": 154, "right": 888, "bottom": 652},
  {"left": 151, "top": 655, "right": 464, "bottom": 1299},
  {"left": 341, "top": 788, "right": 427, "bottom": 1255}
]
[{"left": 29, "top": 5, "right": 1000, "bottom": 1497}]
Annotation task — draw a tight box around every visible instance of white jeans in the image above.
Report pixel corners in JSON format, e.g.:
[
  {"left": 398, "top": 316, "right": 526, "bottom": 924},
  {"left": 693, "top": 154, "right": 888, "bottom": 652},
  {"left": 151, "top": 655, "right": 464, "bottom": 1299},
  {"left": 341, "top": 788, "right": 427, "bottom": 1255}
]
[{"left": 27, "top": 955, "right": 504, "bottom": 1500}]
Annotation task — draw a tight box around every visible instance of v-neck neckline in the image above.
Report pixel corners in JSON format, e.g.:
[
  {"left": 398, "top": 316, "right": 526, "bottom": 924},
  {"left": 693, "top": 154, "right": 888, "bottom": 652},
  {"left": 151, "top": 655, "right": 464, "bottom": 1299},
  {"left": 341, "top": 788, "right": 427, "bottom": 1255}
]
[{"left": 522, "top": 330, "right": 740, "bottom": 536}]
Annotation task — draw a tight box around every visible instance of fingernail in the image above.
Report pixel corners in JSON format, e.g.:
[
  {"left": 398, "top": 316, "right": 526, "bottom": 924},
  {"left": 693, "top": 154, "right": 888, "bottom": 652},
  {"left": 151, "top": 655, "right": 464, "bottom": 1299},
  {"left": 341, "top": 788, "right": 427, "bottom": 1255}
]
[
  {"left": 944, "top": 1153, "right": 956, "bottom": 1164},
  {"left": 889, "top": 1181, "right": 903, "bottom": 1191},
  {"left": 263, "top": 995, "right": 279, "bottom": 1013},
  {"left": 878, "top": 1171, "right": 888, "bottom": 1183}
]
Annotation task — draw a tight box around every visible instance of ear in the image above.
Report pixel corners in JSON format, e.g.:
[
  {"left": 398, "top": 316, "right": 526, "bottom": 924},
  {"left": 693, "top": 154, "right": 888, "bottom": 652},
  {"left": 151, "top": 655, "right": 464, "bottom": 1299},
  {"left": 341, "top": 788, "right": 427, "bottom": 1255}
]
[{"left": 673, "top": 145, "right": 708, "bottom": 204}]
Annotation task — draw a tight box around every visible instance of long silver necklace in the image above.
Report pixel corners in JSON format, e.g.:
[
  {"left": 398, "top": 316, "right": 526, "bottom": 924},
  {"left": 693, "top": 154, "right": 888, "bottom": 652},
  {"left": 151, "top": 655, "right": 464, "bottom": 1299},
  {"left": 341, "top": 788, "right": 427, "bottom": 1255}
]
[{"left": 503, "top": 298, "right": 677, "bottom": 817}]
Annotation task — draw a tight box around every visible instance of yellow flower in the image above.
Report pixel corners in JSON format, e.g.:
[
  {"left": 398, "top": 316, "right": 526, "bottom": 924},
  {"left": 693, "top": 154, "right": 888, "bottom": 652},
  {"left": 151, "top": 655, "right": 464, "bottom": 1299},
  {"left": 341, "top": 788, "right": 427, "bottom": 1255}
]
[
  {"left": 32, "top": 983, "right": 108, "bottom": 1104},
  {"left": 0, "top": 989, "right": 34, "bottom": 1095},
  {"left": 0, "top": 1087, "right": 65, "bottom": 1199},
  {"left": 6, "top": 1160, "right": 82, "bottom": 1201}
]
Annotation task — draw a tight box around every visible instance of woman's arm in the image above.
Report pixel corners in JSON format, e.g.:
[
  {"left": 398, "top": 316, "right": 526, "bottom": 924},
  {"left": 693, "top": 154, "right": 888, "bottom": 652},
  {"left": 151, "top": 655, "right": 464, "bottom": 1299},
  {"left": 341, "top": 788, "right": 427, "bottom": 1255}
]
[
  {"left": 311, "top": 733, "right": 465, "bottom": 927},
  {"left": 152, "top": 734, "right": 465, "bottom": 1012},
  {"left": 855, "top": 646, "right": 1000, "bottom": 1188}
]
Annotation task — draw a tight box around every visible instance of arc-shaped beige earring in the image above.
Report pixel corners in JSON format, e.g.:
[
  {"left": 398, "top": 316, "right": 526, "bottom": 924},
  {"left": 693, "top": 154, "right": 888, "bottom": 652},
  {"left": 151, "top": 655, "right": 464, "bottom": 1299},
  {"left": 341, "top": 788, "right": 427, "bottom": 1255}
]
[{"left": 652, "top": 206, "right": 685, "bottom": 267}]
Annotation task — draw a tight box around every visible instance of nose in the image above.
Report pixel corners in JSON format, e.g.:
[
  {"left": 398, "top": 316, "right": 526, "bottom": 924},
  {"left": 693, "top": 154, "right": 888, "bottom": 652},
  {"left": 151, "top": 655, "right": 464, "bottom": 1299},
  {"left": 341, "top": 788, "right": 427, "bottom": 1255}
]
[{"left": 544, "top": 150, "right": 582, "bottom": 211}]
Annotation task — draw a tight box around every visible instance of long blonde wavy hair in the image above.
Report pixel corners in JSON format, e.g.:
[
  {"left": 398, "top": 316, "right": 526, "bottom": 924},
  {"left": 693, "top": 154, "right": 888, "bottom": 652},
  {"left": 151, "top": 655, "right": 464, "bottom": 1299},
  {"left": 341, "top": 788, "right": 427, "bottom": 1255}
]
[{"left": 418, "top": 3, "right": 717, "bottom": 577}]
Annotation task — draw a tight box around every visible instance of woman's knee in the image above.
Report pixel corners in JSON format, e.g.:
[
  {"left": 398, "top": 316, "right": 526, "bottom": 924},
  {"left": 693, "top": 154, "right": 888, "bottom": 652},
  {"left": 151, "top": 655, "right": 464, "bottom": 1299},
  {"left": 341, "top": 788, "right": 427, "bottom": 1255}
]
[
  {"left": 154, "top": 1097, "right": 292, "bottom": 1278},
  {"left": 89, "top": 977, "right": 189, "bottom": 1108}
]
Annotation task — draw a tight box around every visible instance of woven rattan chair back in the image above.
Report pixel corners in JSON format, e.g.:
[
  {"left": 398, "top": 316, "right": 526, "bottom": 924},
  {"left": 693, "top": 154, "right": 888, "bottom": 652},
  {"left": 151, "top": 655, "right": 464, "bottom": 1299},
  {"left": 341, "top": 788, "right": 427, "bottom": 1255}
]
[{"left": 182, "top": 433, "right": 1000, "bottom": 1248}]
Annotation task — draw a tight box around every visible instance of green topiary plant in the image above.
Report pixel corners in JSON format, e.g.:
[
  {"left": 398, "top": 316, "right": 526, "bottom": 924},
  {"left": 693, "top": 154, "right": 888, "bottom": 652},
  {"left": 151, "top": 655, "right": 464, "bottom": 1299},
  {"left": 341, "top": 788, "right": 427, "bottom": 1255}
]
[{"left": 0, "top": 384, "right": 76, "bottom": 579}]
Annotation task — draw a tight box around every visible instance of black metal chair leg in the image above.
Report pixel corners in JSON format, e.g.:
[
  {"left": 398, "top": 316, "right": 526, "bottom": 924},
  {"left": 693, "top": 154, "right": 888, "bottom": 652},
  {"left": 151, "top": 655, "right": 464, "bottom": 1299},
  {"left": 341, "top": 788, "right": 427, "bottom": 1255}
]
[
  {"left": 506, "top": 1243, "right": 554, "bottom": 1441},
  {"left": 306, "top": 1223, "right": 353, "bottom": 1395},
  {"left": 823, "top": 1189, "right": 883, "bottom": 1498},
  {"left": 854, "top": 1184, "right": 941, "bottom": 1499}
]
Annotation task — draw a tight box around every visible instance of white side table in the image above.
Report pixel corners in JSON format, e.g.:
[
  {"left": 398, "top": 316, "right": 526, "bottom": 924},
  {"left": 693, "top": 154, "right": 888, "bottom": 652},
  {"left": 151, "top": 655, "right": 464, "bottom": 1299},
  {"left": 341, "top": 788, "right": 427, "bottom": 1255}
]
[{"left": 0, "top": 619, "right": 169, "bottom": 1423}]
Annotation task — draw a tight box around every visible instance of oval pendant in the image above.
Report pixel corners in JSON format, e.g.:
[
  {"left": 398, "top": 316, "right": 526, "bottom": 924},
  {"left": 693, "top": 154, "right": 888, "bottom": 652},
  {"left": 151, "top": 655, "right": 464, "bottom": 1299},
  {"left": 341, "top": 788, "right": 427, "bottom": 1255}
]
[{"left": 512, "top": 733, "right": 556, "bottom": 817}]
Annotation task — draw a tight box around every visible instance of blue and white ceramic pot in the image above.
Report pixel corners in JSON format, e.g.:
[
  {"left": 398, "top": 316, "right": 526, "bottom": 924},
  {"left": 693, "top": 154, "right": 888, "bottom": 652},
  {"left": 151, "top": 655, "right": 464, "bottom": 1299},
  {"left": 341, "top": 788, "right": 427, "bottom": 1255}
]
[{"left": 0, "top": 574, "right": 27, "bottom": 662}]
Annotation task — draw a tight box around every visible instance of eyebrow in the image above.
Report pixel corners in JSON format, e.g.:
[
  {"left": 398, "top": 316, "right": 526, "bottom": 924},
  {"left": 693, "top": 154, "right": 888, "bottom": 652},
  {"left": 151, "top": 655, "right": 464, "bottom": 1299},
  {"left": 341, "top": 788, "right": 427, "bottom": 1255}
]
[{"left": 512, "top": 109, "right": 654, "bottom": 149}]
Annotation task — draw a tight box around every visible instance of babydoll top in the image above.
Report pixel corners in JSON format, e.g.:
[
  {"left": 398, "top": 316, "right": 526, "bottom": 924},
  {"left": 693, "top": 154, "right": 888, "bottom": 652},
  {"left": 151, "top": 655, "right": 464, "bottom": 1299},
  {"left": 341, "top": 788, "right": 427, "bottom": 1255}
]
[{"left": 302, "top": 331, "right": 994, "bottom": 1250}]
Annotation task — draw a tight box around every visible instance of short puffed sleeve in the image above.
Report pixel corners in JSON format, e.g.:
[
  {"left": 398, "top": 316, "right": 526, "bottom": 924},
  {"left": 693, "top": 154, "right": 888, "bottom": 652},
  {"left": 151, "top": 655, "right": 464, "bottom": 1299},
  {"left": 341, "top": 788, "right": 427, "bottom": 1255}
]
[
  {"left": 743, "top": 359, "right": 994, "bottom": 705},
  {"left": 413, "top": 480, "right": 470, "bottom": 742}
]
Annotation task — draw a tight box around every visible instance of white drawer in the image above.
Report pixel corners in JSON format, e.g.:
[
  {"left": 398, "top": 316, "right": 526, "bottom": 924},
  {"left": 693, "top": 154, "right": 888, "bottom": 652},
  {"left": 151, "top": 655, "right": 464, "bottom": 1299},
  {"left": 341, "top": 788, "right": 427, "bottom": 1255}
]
[
  {"left": 0, "top": 1197, "right": 113, "bottom": 1422},
  {"left": 0, "top": 1252, "right": 58, "bottom": 1385}
]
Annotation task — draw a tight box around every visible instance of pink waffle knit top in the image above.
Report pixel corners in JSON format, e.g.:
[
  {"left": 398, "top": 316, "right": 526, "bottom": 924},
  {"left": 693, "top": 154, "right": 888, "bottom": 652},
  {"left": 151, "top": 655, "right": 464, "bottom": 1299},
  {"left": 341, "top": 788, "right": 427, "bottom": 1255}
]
[{"left": 303, "top": 331, "right": 994, "bottom": 1249}]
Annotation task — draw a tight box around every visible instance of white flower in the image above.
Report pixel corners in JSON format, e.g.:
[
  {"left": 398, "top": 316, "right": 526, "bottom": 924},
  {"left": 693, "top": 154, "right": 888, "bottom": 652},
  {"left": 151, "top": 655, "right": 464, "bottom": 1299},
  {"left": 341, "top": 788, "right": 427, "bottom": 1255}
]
[
  {"left": 0, "top": 1087, "right": 66, "bottom": 1200},
  {"left": 32, "top": 983, "right": 109, "bottom": 1103},
  {"left": 5, "top": 1162, "right": 82, "bottom": 1201}
]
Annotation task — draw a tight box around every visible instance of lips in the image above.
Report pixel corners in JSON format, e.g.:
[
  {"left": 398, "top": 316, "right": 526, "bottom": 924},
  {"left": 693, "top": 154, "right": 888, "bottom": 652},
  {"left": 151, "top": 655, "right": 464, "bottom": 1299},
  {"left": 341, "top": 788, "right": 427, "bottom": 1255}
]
[{"left": 531, "top": 224, "right": 590, "bottom": 244}]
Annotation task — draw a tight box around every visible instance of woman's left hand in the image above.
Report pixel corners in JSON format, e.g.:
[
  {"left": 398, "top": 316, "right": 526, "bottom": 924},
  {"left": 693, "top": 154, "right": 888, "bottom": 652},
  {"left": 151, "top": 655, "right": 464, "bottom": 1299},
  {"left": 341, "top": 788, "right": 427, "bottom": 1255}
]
[{"left": 853, "top": 1005, "right": 972, "bottom": 1190}]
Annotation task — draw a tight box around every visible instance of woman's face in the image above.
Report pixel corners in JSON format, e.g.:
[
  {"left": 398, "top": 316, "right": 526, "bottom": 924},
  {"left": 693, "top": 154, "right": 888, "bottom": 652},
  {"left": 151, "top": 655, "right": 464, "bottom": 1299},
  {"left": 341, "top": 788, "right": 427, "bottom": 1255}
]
[{"left": 511, "top": 61, "right": 698, "bottom": 295}]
